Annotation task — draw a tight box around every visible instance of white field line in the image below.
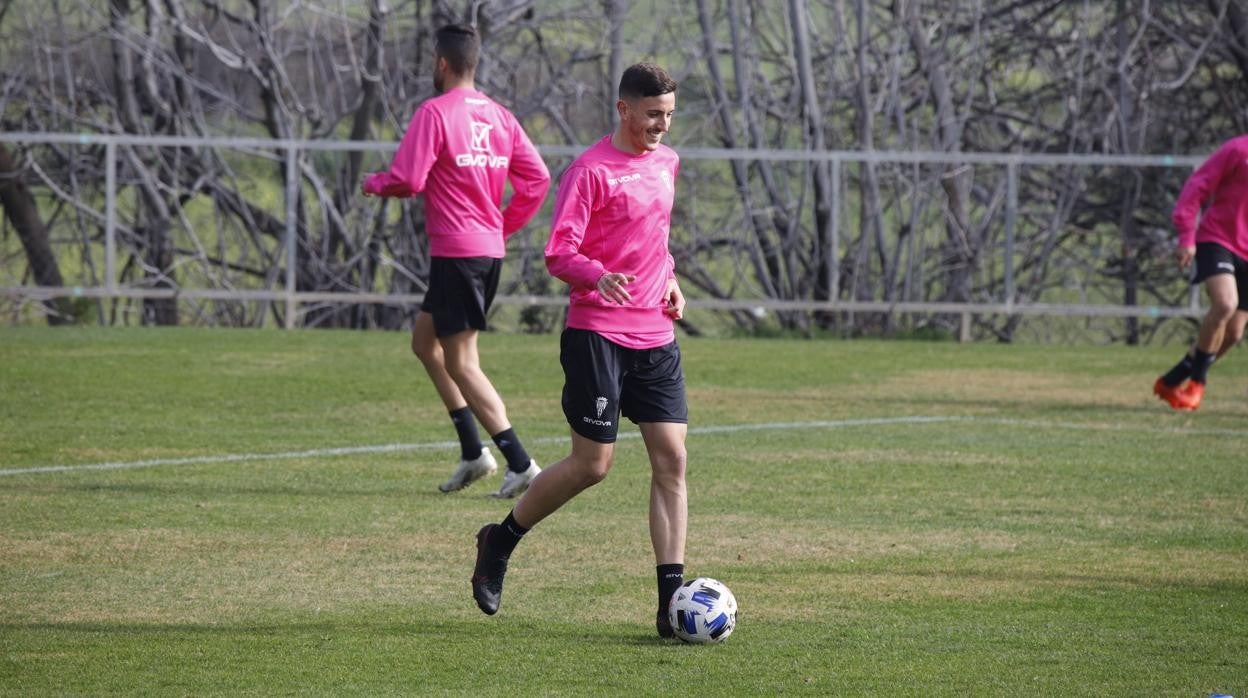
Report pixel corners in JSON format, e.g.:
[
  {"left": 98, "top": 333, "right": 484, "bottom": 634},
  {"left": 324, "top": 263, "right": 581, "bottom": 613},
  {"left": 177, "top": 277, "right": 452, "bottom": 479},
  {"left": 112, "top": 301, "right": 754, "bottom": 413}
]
[{"left": 1, "top": 415, "right": 1244, "bottom": 477}]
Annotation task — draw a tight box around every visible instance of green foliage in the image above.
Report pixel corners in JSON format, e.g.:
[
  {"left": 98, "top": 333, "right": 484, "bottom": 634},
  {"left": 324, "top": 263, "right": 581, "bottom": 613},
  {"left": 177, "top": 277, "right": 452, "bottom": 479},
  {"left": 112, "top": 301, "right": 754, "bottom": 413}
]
[{"left": 1, "top": 328, "right": 1246, "bottom": 695}]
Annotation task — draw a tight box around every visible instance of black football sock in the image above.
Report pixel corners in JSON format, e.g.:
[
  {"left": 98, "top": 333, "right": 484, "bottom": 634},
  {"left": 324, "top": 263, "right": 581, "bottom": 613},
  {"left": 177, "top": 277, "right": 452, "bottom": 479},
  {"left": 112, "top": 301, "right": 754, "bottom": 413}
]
[
  {"left": 449, "top": 406, "right": 483, "bottom": 461},
  {"left": 491, "top": 428, "right": 532, "bottom": 473},
  {"left": 1190, "top": 349, "right": 1216, "bottom": 384},
  {"left": 1160, "top": 353, "right": 1195, "bottom": 387},
  {"left": 657, "top": 563, "right": 684, "bottom": 615},
  {"left": 487, "top": 511, "right": 529, "bottom": 559}
]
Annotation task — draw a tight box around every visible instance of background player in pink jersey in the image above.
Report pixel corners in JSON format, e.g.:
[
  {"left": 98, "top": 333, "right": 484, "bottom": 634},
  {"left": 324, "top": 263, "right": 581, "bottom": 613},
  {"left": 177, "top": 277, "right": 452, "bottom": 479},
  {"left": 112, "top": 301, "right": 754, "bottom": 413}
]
[
  {"left": 1153, "top": 135, "right": 1248, "bottom": 411},
  {"left": 362, "top": 24, "right": 550, "bottom": 496},
  {"left": 470, "top": 63, "right": 691, "bottom": 639}
]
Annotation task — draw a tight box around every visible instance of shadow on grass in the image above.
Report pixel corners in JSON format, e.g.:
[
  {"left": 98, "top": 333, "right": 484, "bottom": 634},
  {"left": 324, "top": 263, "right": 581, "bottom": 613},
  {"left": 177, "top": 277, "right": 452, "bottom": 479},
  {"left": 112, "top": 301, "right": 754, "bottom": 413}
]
[
  {"left": 2, "top": 480, "right": 474, "bottom": 500},
  {"left": 0, "top": 617, "right": 683, "bottom": 647}
]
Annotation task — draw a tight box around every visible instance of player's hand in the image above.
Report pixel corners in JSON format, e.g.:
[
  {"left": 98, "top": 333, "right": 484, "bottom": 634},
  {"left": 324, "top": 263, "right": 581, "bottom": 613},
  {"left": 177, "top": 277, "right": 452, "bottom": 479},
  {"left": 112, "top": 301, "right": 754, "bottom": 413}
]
[
  {"left": 361, "top": 176, "right": 375, "bottom": 197},
  {"left": 663, "top": 278, "right": 685, "bottom": 320},
  {"left": 596, "top": 272, "right": 636, "bottom": 305},
  {"left": 1175, "top": 245, "right": 1195, "bottom": 269}
]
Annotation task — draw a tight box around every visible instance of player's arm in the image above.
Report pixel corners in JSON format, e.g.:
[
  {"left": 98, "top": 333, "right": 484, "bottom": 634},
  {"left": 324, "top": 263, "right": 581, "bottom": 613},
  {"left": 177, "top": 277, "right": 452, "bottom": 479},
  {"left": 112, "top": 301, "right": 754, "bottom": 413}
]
[
  {"left": 545, "top": 167, "right": 633, "bottom": 302},
  {"left": 501, "top": 123, "right": 551, "bottom": 239},
  {"left": 1172, "top": 139, "right": 1235, "bottom": 265},
  {"left": 362, "top": 107, "right": 442, "bottom": 198},
  {"left": 662, "top": 161, "right": 683, "bottom": 317}
]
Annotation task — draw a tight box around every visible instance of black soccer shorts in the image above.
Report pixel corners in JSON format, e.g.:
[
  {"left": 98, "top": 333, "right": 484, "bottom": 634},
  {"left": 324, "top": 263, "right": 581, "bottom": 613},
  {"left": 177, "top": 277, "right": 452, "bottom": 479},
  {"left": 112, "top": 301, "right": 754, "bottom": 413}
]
[
  {"left": 421, "top": 256, "right": 502, "bottom": 337},
  {"left": 559, "top": 328, "right": 688, "bottom": 444},
  {"left": 1192, "top": 242, "right": 1248, "bottom": 310}
]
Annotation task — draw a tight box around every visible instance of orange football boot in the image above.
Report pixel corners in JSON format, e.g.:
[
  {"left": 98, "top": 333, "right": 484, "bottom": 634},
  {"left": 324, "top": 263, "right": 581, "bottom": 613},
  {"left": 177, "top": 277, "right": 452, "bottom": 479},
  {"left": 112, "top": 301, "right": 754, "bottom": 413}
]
[
  {"left": 1178, "top": 380, "right": 1205, "bottom": 411},
  {"left": 1153, "top": 377, "right": 1197, "bottom": 411}
]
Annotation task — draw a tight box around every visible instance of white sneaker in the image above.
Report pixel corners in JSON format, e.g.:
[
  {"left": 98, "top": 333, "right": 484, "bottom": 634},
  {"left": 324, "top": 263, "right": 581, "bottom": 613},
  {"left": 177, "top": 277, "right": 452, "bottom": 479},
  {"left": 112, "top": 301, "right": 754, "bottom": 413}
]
[
  {"left": 490, "top": 460, "right": 541, "bottom": 499},
  {"left": 438, "top": 448, "right": 498, "bottom": 493}
]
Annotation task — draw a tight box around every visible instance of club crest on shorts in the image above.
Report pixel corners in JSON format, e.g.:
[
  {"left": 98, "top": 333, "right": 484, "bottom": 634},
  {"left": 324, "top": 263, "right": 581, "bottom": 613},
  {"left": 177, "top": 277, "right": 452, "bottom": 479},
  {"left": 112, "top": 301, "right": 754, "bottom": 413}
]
[{"left": 582, "top": 396, "right": 612, "bottom": 428}]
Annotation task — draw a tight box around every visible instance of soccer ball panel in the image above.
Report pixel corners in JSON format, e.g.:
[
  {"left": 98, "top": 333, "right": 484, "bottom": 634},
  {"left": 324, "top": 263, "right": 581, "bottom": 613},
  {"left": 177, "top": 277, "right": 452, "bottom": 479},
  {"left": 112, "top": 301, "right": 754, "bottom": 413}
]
[{"left": 667, "top": 577, "right": 737, "bottom": 643}]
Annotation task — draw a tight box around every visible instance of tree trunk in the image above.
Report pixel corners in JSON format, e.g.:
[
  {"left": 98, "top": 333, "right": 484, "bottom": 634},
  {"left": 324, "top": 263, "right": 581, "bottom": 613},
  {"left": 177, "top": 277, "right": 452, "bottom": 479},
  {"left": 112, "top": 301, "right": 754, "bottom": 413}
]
[
  {"left": 0, "top": 145, "right": 74, "bottom": 324},
  {"left": 1117, "top": 0, "right": 1140, "bottom": 345},
  {"left": 789, "top": 0, "right": 835, "bottom": 329}
]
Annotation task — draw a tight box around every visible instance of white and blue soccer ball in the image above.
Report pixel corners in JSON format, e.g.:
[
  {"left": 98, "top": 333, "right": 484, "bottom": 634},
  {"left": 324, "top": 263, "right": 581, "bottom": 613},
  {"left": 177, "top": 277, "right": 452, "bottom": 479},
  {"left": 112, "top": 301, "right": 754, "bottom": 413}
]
[{"left": 668, "top": 577, "right": 738, "bottom": 643}]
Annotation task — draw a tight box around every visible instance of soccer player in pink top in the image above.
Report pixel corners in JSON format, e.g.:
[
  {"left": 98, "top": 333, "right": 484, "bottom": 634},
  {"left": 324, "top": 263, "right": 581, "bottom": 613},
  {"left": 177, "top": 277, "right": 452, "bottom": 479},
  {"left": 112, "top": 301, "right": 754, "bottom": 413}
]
[
  {"left": 471, "top": 63, "right": 689, "bottom": 638},
  {"left": 1153, "top": 135, "right": 1248, "bottom": 411},
  {"left": 362, "top": 24, "right": 551, "bottom": 496}
]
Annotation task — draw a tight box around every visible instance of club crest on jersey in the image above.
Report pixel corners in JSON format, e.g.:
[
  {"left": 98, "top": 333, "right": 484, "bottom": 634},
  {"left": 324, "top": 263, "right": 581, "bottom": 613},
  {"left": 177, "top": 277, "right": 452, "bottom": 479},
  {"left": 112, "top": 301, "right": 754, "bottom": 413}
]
[
  {"left": 456, "top": 120, "right": 509, "bottom": 168},
  {"left": 470, "top": 121, "right": 494, "bottom": 151},
  {"left": 660, "top": 170, "right": 673, "bottom": 191},
  {"left": 607, "top": 172, "right": 642, "bottom": 187}
]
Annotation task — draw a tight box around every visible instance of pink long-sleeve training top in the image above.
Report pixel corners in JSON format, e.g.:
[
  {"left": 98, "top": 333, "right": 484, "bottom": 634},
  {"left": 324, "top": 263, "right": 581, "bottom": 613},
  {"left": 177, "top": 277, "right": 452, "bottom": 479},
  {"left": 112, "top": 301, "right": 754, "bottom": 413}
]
[
  {"left": 363, "top": 87, "right": 550, "bottom": 258},
  {"left": 1173, "top": 135, "right": 1248, "bottom": 261},
  {"left": 545, "top": 135, "right": 679, "bottom": 349}
]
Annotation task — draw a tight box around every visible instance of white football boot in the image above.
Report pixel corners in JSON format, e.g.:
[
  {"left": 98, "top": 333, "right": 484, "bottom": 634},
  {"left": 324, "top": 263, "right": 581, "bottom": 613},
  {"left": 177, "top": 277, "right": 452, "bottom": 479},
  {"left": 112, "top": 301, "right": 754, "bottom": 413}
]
[
  {"left": 438, "top": 448, "right": 498, "bottom": 493},
  {"left": 489, "top": 460, "right": 541, "bottom": 499}
]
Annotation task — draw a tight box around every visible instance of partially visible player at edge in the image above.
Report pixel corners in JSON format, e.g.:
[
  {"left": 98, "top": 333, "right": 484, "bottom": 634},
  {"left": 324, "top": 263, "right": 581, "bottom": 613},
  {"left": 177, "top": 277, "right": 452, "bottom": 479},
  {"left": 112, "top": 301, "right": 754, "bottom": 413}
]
[
  {"left": 1153, "top": 135, "right": 1248, "bottom": 411},
  {"left": 470, "top": 63, "right": 690, "bottom": 638},
  {"left": 362, "top": 24, "right": 551, "bottom": 496}
]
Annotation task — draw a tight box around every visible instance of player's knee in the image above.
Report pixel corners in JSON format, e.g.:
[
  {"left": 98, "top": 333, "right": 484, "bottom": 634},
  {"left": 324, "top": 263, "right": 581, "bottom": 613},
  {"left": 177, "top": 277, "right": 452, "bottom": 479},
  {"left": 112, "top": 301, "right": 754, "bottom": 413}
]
[
  {"left": 411, "top": 335, "right": 434, "bottom": 361},
  {"left": 651, "top": 448, "right": 687, "bottom": 483},
  {"left": 575, "top": 455, "right": 613, "bottom": 487},
  {"left": 1209, "top": 297, "right": 1238, "bottom": 321},
  {"left": 443, "top": 355, "right": 475, "bottom": 383},
  {"left": 1228, "top": 324, "right": 1246, "bottom": 347}
]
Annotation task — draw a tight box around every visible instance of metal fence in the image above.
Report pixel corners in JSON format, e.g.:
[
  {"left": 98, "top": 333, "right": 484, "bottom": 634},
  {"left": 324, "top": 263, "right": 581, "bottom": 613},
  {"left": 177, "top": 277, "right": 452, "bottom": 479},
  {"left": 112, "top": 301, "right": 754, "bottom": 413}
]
[{"left": 0, "top": 132, "right": 1206, "bottom": 337}]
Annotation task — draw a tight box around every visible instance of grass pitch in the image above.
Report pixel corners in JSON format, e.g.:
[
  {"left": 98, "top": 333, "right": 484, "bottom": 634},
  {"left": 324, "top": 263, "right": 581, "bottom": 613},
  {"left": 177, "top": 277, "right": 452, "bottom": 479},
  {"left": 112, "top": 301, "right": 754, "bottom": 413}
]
[{"left": 1, "top": 327, "right": 1246, "bottom": 695}]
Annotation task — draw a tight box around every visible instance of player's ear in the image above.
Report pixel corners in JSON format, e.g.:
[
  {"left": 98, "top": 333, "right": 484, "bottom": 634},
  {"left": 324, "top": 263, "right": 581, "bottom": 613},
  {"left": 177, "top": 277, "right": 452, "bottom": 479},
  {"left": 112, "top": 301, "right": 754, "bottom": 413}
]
[{"left": 616, "top": 99, "right": 629, "bottom": 121}]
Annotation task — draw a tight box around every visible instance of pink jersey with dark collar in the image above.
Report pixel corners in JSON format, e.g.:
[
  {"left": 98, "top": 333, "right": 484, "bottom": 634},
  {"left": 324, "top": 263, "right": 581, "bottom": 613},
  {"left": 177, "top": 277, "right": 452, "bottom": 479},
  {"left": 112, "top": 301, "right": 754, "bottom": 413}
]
[
  {"left": 363, "top": 87, "right": 550, "bottom": 258},
  {"left": 1174, "top": 135, "right": 1248, "bottom": 261},
  {"left": 545, "top": 136, "right": 679, "bottom": 349}
]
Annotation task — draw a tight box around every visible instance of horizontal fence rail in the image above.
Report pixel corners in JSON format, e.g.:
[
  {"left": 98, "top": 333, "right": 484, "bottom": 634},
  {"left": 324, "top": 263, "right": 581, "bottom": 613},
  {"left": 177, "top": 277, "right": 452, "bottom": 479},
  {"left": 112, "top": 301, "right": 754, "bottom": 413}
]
[{"left": 0, "top": 132, "right": 1208, "bottom": 333}]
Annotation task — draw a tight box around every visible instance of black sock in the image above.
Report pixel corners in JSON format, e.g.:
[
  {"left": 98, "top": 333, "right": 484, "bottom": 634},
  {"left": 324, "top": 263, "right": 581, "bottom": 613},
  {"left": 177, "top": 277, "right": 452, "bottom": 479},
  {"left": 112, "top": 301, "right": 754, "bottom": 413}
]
[
  {"left": 1190, "top": 349, "right": 1216, "bottom": 384},
  {"left": 1161, "top": 354, "right": 1195, "bottom": 387},
  {"left": 491, "top": 428, "right": 531, "bottom": 473},
  {"left": 449, "top": 407, "right": 483, "bottom": 461},
  {"left": 487, "top": 511, "right": 529, "bottom": 559},
  {"left": 657, "top": 563, "right": 684, "bottom": 615}
]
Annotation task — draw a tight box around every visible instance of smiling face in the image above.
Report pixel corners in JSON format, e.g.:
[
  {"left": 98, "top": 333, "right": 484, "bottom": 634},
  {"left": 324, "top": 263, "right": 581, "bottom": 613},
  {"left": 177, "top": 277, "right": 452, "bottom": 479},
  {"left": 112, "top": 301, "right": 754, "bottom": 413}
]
[{"left": 614, "top": 92, "right": 676, "bottom": 155}]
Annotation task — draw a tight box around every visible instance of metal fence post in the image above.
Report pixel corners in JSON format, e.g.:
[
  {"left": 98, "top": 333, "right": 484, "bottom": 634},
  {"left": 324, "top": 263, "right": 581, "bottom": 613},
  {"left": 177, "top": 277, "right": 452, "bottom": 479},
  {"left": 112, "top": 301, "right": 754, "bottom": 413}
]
[
  {"left": 105, "top": 139, "right": 117, "bottom": 324},
  {"left": 284, "top": 144, "right": 298, "bottom": 330},
  {"left": 1004, "top": 160, "right": 1017, "bottom": 308},
  {"left": 830, "top": 157, "right": 840, "bottom": 306}
]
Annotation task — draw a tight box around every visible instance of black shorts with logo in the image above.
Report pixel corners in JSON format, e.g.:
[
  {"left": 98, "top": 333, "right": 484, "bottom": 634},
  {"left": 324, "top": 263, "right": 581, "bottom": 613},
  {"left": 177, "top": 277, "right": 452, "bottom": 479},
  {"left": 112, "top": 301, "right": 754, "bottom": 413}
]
[
  {"left": 421, "top": 256, "right": 502, "bottom": 337},
  {"left": 1192, "top": 242, "right": 1248, "bottom": 310},
  {"left": 560, "top": 328, "right": 688, "bottom": 444}
]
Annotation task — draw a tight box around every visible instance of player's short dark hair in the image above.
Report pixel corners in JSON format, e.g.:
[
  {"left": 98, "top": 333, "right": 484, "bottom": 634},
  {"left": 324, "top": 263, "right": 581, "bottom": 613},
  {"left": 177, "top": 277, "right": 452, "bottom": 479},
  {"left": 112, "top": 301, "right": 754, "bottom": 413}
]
[
  {"left": 618, "top": 63, "right": 676, "bottom": 101},
  {"left": 434, "top": 24, "right": 480, "bottom": 76}
]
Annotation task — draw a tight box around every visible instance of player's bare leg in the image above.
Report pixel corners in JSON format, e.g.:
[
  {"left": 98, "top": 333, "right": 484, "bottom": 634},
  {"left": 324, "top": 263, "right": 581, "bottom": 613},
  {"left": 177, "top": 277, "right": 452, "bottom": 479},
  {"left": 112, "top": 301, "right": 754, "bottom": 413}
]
[
  {"left": 439, "top": 329, "right": 509, "bottom": 433},
  {"left": 640, "top": 421, "right": 687, "bottom": 638},
  {"left": 1182, "top": 276, "right": 1240, "bottom": 409},
  {"left": 1156, "top": 275, "right": 1237, "bottom": 410},
  {"left": 1195, "top": 275, "right": 1238, "bottom": 357},
  {"left": 411, "top": 312, "right": 465, "bottom": 409},
  {"left": 411, "top": 313, "right": 497, "bottom": 492},
  {"left": 473, "top": 433, "right": 613, "bottom": 615},
  {"left": 1215, "top": 309, "right": 1248, "bottom": 359},
  {"left": 513, "top": 432, "right": 614, "bottom": 528},
  {"left": 441, "top": 329, "right": 539, "bottom": 494},
  {"left": 641, "top": 422, "right": 687, "bottom": 566}
]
